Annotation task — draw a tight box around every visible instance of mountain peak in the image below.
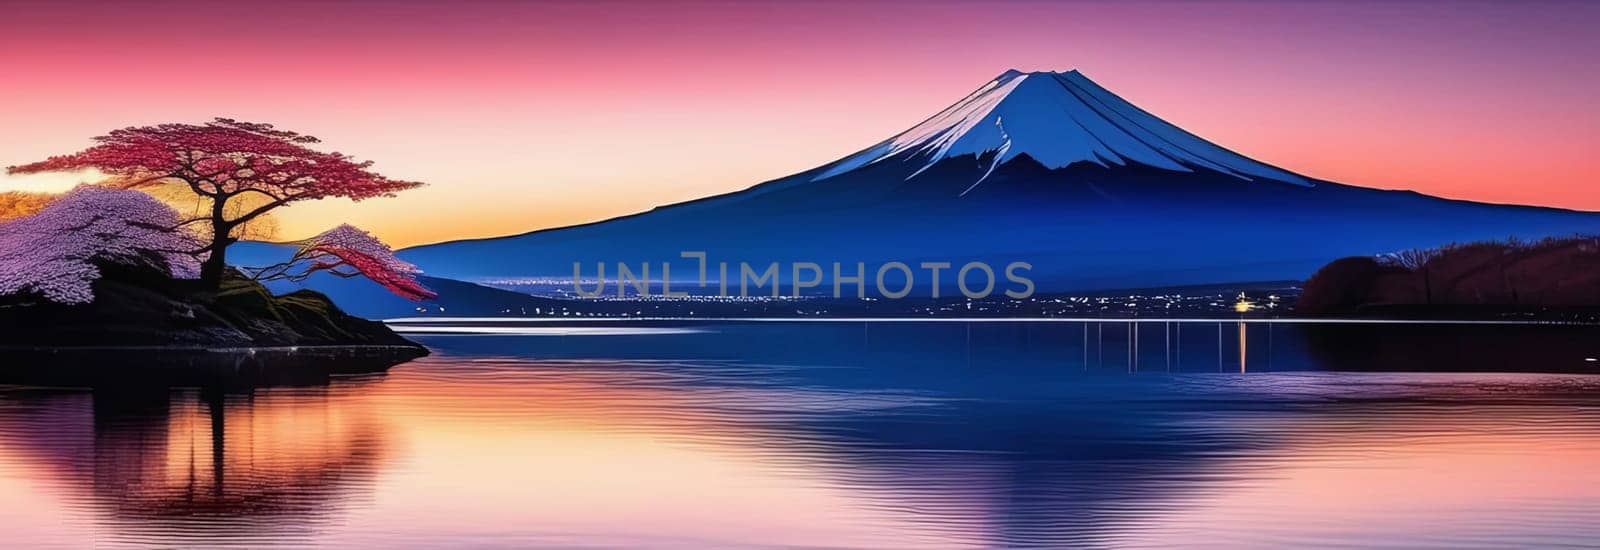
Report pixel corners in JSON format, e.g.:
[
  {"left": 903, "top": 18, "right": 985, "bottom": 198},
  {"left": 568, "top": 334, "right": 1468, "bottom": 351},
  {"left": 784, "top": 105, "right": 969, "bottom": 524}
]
[
  {"left": 998, "top": 68, "right": 1080, "bottom": 80},
  {"left": 816, "top": 69, "right": 1310, "bottom": 190}
]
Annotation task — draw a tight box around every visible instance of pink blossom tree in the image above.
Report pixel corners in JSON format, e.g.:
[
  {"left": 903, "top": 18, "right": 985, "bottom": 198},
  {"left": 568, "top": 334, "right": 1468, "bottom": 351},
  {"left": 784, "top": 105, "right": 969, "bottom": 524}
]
[
  {"left": 0, "top": 186, "right": 201, "bottom": 304},
  {"left": 6, "top": 119, "right": 424, "bottom": 289},
  {"left": 248, "top": 224, "right": 436, "bottom": 301}
]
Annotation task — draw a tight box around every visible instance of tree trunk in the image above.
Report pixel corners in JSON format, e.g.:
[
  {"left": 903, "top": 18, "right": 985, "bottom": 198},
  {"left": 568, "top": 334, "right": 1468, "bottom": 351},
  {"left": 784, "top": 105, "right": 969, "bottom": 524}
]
[
  {"left": 199, "top": 206, "right": 234, "bottom": 291},
  {"left": 199, "top": 234, "right": 230, "bottom": 291}
]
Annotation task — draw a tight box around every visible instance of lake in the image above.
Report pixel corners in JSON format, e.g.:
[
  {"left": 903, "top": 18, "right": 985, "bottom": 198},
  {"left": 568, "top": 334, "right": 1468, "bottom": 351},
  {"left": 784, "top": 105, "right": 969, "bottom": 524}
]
[{"left": 2, "top": 320, "right": 1600, "bottom": 548}]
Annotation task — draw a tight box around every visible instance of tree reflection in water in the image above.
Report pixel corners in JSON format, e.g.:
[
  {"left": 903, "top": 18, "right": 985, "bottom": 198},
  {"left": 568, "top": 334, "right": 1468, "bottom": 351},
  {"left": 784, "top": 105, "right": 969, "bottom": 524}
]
[{"left": 0, "top": 351, "right": 403, "bottom": 548}]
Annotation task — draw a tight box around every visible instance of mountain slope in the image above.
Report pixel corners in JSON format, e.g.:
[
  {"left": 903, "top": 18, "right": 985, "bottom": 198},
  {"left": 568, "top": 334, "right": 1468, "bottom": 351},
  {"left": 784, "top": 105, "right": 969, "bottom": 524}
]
[{"left": 398, "top": 70, "right": 1600, "bottom": 294}]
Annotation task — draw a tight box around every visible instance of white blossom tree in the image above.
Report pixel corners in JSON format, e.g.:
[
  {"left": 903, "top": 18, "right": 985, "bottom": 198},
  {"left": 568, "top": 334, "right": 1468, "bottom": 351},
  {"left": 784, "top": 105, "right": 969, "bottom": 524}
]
[{"left": 0, "top": 186, "right": 201, "bottom": 304}]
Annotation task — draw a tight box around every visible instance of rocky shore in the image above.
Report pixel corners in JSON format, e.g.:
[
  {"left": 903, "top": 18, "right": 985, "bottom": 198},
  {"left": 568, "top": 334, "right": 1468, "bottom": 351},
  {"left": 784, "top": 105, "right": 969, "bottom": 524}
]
[{"left": 0, "top": 266, "right": 427, "bottom": 354}]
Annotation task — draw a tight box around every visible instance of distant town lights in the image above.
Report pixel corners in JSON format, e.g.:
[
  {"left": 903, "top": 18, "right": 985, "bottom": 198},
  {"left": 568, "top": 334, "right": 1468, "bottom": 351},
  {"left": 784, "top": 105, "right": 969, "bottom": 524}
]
[{"left": 1232, "top": 292, "right": 1256, "bottom": 313}]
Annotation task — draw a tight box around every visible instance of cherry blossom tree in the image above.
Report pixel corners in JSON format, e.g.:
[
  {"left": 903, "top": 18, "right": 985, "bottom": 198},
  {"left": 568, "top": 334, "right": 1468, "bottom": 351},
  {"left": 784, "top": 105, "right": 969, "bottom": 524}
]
[
  {"left": 248, "top": 224, "right": 436, "bottom": 301},
  {"left": 0, "top": 186, "right": 201, "bottom": 304},
  {"left": 7, "top": 119, "right": 423, "bottom": 290}
]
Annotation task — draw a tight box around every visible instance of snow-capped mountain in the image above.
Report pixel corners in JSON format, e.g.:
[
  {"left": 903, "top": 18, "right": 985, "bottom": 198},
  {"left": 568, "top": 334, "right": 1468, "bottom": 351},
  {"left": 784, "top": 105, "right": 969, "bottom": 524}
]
[
  {"left": 816, "top": 70, "right": 1309, "bottom": 190},
  {"left": 395, "top": 70, "right": 1600, "bottom": 294}
]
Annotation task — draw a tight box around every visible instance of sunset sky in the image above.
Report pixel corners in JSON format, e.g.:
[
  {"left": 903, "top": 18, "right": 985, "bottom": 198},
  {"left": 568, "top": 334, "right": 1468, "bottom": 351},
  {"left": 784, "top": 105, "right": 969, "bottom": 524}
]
[{"left": 1, "top": 0, "right": 1596, "bottom": 247}]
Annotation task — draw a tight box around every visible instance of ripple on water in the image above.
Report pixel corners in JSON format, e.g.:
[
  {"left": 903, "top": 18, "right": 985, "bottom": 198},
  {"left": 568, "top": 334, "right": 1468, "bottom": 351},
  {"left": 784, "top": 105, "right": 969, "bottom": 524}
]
[{"left": 1, "top": 322, "right": 1599, "bottom": 548}]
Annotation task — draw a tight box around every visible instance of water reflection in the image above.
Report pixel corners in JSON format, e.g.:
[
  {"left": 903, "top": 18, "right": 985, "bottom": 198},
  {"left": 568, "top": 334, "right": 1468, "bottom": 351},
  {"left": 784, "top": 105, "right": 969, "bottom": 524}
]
[
  {"left": 0, "top": 379, "right": 391, "bottom": 548},
  {"left": 0, "top": 322, "right": 1598, "bottom": 548}
]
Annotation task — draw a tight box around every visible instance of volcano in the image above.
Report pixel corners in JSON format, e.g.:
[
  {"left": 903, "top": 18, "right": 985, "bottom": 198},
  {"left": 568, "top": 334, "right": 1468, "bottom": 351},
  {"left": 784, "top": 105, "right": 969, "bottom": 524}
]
[{"left": 399, "top": 70, "right": 1600, "bottom": 293}]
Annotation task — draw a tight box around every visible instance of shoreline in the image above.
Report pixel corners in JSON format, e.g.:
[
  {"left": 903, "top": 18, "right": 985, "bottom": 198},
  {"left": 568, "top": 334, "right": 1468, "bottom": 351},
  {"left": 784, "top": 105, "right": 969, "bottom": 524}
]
[
  {"left": 0, "top": 344, "right": 428, "bottom": 353},
  {"left": 383, "top": 316, "right": 1600, "bottom": 326}
]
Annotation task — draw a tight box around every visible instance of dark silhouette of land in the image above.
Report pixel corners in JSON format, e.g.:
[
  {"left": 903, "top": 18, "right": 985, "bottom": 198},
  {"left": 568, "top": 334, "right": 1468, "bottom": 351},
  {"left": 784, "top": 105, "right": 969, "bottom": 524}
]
[
  {"left": 0, "top": 264, "right": 426, "bottom": 353},
  {"left": 1298, "top": 236, "right": 1600, "bottom": 319}
]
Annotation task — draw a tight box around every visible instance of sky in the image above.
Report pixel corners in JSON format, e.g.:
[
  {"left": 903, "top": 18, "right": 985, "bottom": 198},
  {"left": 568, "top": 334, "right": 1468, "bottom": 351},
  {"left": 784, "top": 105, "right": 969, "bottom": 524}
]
[{"left": 1, "top": 0, "right": 1596, "bottom": 247}]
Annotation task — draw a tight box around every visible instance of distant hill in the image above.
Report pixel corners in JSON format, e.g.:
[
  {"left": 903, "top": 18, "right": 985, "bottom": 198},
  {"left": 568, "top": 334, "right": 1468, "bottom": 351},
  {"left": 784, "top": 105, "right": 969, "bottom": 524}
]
[
  {"left": 228, "top": 241, "right": 562, "bottom": 319},
  {"left": 1298, "top": 236, "right": 1600, "bottom": 316}
]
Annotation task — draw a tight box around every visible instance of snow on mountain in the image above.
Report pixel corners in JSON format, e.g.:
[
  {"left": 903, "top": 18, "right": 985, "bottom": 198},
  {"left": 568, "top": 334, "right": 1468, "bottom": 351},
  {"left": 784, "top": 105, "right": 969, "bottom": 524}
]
[{"left": 816, "top": 69, "right": 1311, "bottom": 191}]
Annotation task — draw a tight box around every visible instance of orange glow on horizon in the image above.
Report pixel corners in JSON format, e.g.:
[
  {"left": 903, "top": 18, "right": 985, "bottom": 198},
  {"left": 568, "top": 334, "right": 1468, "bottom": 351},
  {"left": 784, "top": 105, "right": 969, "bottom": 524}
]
[{"left": 1, "top": 1, "right": 1595, "bottom": 247}]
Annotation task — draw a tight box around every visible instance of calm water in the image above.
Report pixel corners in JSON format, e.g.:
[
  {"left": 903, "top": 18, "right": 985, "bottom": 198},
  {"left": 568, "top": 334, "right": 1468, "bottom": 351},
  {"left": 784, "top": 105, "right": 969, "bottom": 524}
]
[{"left": 3, "top": 321, "right": 1600, "bottom": 548}]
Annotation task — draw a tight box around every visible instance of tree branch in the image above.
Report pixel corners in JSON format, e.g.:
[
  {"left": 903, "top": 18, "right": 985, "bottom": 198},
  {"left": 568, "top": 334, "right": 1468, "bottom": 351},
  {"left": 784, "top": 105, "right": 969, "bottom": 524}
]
[
  {"left": 230, "top": 187, "right": 288, "bottom": 204},
  {"left": 224, "top": 196, "right": 291, "bottom": 227}
]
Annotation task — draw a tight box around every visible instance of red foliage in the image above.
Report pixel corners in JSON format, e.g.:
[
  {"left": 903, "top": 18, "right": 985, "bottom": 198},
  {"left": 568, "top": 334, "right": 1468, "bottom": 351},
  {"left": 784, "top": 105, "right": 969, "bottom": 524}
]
[
  {"left": 252, "top": 224, "right": 436, "bottom": 301},
  {"left": 7, "top": 118, "right": 422, "bottom": 207},
  {"left": 315, "top": 247, "right": 437, "bottom": 301}
]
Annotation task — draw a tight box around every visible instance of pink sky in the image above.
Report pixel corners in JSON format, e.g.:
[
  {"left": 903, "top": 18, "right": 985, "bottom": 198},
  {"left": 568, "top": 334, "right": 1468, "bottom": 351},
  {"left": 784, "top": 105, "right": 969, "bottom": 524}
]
[{"left": 1, "top": 0, "right": 1596, "bottom": 246}]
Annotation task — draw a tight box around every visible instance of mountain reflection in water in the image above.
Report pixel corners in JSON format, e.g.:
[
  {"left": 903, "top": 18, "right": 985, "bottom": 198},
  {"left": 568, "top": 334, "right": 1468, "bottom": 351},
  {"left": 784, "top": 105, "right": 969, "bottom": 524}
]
[{"left": 1, "top": 321, "right": 1599, "bottom": 548}]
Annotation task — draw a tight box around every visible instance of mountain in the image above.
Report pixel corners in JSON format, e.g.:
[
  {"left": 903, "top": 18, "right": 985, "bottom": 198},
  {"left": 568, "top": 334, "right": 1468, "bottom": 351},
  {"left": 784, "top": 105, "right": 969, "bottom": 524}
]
[
  {"left": 815, "top": 69, "right": 1308, "bottom": 189},
  {"left": 398, "top": 69, "right": 1600, "bottom": 294}
]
